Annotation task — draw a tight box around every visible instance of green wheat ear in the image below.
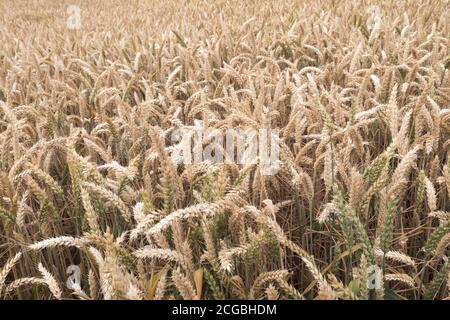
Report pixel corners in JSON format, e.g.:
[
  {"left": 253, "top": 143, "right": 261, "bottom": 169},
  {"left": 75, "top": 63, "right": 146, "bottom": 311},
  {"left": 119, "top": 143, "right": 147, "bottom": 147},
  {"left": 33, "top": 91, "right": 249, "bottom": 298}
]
[
  {"left": 424, "top": 220, "right": 450, "bottom": 255},
  {"left": 363, "top": 143, "right": 395, "bottom": 186},
  {"left": 203, "top": 268, "right": 225, "bottom": 300},
  {"left": 333, "top": 186, "right": 375, "bottom": 265},
  {"left": 416, "top": 170, "right": 426, "bottom": 208},
  {"left": 424, "top": 261, "right": 449, "bottom": 300},
  {"left": 380, "top": 198, "right": 398, "bottom": 254}
]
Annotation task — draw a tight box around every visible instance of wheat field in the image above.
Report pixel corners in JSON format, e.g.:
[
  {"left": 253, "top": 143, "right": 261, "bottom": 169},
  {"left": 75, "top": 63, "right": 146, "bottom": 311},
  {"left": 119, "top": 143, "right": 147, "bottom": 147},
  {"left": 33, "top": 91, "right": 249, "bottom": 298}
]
[{"left": 0, "top": 0, "right": 449, "bottom": 300}]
